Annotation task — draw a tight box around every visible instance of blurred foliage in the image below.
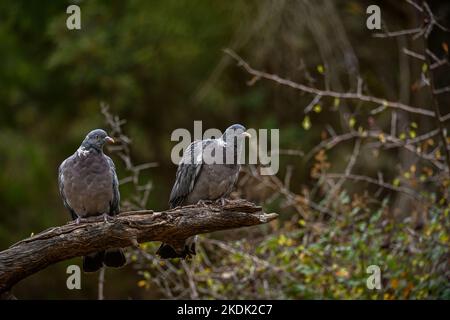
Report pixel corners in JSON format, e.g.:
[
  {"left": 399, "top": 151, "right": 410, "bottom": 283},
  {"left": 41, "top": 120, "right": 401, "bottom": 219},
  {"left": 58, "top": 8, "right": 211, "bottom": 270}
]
[
  {"left": 134, "top": 158, "right": 449, "bottom": 299},
  {"left": 0, "top": 0, "right": 449, "bottom": 299}
]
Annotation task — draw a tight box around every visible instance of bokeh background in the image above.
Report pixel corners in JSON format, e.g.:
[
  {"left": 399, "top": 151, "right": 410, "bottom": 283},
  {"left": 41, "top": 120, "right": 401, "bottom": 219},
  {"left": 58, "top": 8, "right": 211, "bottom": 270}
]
[{"left": 0, "top": 0, "right": 449, "bottom": 299}]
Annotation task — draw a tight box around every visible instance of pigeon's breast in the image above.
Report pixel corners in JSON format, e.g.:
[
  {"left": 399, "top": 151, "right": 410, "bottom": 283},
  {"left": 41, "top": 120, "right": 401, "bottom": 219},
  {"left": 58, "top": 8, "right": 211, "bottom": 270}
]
[
  {"left": 61, "top": 153, "right": 114, "bottom": 217},
  {"left": 185, "top": 164, "right": 239, "bottom": 204}
]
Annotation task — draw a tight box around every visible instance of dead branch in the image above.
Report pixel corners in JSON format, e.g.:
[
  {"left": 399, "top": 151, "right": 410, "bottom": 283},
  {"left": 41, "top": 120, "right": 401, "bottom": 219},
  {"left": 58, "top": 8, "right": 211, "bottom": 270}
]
[
  {"left": 224, "top": 49, "right": 438, "bottom": 119},
  {"left": 0, "top": 200, "right": 277, "bottom": 295},
  {"left": 420, "top": 7, "right": 450, "bottom": 175},
  {"left": 324, "top": 173, "right": 423, "bottom": 200}
]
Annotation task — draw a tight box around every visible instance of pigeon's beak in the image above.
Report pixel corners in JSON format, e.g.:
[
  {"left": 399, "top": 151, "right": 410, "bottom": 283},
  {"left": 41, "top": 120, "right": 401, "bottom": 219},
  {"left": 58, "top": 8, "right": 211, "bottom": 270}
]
[
  {"left": 105, "top": 136, "right": 115, "bottom": 144},
  {"left": 242, "top": 132, "right": 252, "bottom": 138}
]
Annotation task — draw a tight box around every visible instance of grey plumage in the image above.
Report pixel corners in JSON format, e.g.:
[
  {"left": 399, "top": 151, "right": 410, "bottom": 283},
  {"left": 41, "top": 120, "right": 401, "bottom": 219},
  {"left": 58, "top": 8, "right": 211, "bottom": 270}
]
[
  {"left": 58, "top": 129, "right": 126, "bottom": 272},
  {"left": 157, "top": 124, "right": 251, "bottom": 259}
]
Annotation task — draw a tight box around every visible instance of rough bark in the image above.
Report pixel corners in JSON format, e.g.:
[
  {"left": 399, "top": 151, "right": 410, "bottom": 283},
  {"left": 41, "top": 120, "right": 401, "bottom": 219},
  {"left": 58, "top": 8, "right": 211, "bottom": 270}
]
[{"left": 0, "top": 200, "right": 277, "bottom": 295}]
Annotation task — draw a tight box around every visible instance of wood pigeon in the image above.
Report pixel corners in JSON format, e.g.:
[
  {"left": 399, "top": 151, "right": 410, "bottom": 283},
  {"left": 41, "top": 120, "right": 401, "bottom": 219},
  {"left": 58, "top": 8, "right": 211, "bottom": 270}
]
[
  {"left": 58, "top": 129, "right": 126, "bottom": 272},
  {"left": 157, "top": 124, "right": 251, "bottom": 259}
]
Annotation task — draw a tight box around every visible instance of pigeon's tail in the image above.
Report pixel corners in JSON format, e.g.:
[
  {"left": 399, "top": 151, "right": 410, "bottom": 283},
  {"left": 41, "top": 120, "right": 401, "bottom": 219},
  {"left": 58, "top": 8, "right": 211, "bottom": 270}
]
[
  {"left": 157, "top": 236, "right": 197, "bottom": 259},
  {"left": 82, "top": 249, "right": 126, "bottom": 272},
  {"left": 83, "top": 251, "right": 105, "bottom": 273},
  {"left": 104, "top": 248, "right": 126, "bottom": 268}
]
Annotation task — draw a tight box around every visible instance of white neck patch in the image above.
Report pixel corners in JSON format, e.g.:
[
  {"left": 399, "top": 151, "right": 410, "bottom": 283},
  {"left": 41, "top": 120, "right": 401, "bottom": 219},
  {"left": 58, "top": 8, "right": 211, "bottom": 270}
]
[
  {"left": 217, "top": 138, "right": 227, "bottom": 148},
  {"left": 77, "top": 147, "right": 90, "bottom": 157}
]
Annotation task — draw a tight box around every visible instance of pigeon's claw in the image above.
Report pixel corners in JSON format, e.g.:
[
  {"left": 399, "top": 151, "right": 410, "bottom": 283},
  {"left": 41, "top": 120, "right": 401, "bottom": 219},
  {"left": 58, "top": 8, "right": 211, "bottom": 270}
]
[
  {"left": 102, "top": 213, "right": 115, "bottom": 223},
  {"left": 197, "top": 199, "right": 213, "bottom": 206},
  {"left": 215, "top": 198, "right": 231, "bottom": 206},
  {"left": 75, "top": 217, "right": 88, "bottom": 224}
]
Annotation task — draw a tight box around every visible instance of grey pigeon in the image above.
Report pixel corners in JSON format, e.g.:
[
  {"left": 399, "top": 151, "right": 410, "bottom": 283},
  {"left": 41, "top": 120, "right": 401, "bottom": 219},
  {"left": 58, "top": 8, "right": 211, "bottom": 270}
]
[
  {"left": 58, "top": 129, "right": 126, "bottom": 272},
  {"left": 157, "top": 124, "right": 251, "bottom": 259}
]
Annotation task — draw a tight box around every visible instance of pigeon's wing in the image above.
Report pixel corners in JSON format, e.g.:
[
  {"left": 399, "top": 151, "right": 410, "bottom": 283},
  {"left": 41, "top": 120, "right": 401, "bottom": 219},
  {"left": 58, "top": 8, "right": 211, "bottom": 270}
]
[
  {"left": 169, "top": 139, "right": 213, "bottom": 208},
  {"left": 58, "top": 157, "right": 78, "bottom": 220},
  {"left": 106, "top": 155, "right": 120, "bottom": 216}
]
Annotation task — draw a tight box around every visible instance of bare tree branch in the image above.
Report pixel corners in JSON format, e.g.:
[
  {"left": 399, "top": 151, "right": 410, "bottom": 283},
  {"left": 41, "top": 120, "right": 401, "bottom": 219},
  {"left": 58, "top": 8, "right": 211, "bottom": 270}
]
[
  {"left": 373, "top": 27, "right": 423, "bottom": 38},
  {"left": 98, "top": 268, "right": 105, "bottom": 300},
  {"left": 324, "top": 173, "right": 423, "bottom": 200},
  {"left": 224, "top": 49, "right": 437, "bottom": 118},
  {"left": 0, "top": 200, "right": 277, "bottom": 295},
  {"left": 434, "top": 86, "right": 450, "bottom": 95},
  {"left": 420, "top": 2, "right": 450, "bottom": 176}
]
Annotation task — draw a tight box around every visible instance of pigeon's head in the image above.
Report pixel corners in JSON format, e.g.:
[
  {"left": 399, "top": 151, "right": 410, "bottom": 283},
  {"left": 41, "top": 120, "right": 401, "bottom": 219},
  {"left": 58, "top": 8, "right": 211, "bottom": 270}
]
[
  {"left": 81, "top": 129, "right": 115, "bottom": 151},
  {"left": 221, "top": 124, "right": 251, "bottom": 143}
]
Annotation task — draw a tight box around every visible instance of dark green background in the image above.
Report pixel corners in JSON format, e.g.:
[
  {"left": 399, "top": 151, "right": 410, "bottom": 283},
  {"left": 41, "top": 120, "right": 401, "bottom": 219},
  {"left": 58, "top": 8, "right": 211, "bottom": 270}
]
[{"left": 0, "top": 0, "right": 448, "bottom": 299}]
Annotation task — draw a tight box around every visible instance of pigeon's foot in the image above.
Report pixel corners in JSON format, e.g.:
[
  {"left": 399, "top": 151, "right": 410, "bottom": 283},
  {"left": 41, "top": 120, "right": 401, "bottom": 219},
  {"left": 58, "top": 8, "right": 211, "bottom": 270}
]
[
  {"left": 215, "top": 198, "right": 231, "bottom": 206},
  {"left": 197, "top": 200, "right": 213, "bottom": 207},
  {"left": 75, "top": 217, "right": 88, "bottom": 225},
  {"left": 102, "top": 213, "right": 115, "bottom": 223}
]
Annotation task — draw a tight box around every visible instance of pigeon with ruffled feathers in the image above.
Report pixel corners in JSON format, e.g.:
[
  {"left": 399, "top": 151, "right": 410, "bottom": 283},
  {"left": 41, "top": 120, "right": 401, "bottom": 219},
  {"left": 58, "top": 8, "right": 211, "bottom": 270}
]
[{"left": 157, "top": 124, "right": 251, "bottom": 259}]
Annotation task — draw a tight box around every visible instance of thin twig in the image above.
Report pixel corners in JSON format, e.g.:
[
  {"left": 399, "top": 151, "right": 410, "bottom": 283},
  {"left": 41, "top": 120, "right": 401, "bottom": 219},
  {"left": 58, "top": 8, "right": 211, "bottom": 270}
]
[
  {"left": 224, "top": 49, "right": 436, "bottom": 118},
  {"left": 98, "top": 268, "right": 105, "bottom": 300},
  {"left": 324, "top": 173, "right": 423, "bottom": 200},
  {"left": 421, "top": 2, "right": 450, "bottom": 176}
]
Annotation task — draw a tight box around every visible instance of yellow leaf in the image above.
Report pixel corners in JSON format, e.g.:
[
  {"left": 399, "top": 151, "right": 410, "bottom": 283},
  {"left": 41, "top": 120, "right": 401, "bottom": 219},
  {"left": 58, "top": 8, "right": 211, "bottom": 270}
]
[
  {"left": 422, "top": 63, "right": 428, "bottom": 73},
  {"left": 313, "top": 104, "right": 322, "bottom": 113},
  {"left": 335, "top": 268, "right": 350, "bottom": 278},
  {"left": 443, "top": 42, "right": 449, "bottom": 53},
  {"left": 349, "top": 117, "right": 356, "bottom": 128},
  {"left": 302, "top": 116, "right": 311, "bottom": 130},
  {"left": 390, "top": 278, "right": 399, "bottom": 289},
  {"left": 403, "top": 282, "right": 414, "bottom": 298},
  {"left": 278, "top": 234, "right": 287, "bottom": 245},
  {"left": 137, "top": 280, "right": 147, "bottom": 288},
  {"left": 334, "top": 98, "right": 340, "bottom": 108},
  {"left": 317, "top": 64, "right": 324, "bottom": 74},
  {"left": 439, "top": 233, "right": 449, "bottom": 244},
  {"left": 384, "top": 293, "right": 393, "bottom": 300}
]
